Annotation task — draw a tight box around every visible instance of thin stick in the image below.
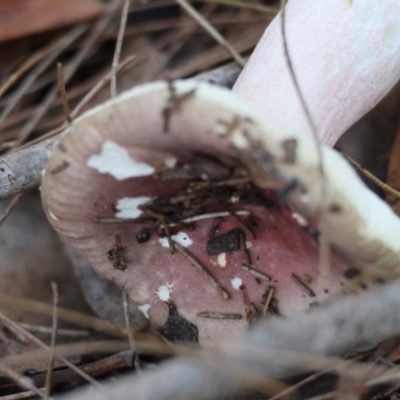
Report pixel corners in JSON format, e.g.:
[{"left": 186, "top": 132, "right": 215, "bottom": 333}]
[
  {"left": 72, "top": 55, "right": 135, "bottom": 118},
  {"left": 0, "top": 36, "right": 63, "bottom": 98},
  {"left": 239, "top": 231, "right": 252, "bottom": 267},
  {"left": 10, "top": 351, "right": 134, "bottom": 390},
  {"left": 341, "top": 151, "right": 400, "bottom": 200},
  {"left": 111, "top": 0, "right": 131, "bottom": 97},
  {"left": 197, "top": 311, "right": 242, "bottom": 320},
  {"left": 0, "top": 26, "right": 86, "bottom": 129},
  {"left": 56, "top": 64, "right": 72, "bottom": 124},
  {"left": 0, "top": 311, "right": 103, "bottom": 390},
  {"left": 0, "top": 363, "right": 45, "bottom": 399},
  {"left": 291, "top": 273, "right": 316, "bottom": 298},
  {"left": 231, "top": 212, "right": 254, "bottom": 239},
  {"left": 200, "top": 0, "right": 278, "bottom": 14},
  {"left": 279, "top": 0, "right": 322, "bottom": 168},
  {"left": 44, "top": 283, "right": 59, "bottom": 400},
  {"left": 0, "top": 193, "right": 24, "bottom": 228},
  {"left": 18, "top": 323, "right": 89, "bottom": 338},
  {"left": 18, "top": 0, "right": 122, "bottom": 145},
  {"left": 122, "top": 292, "right": 140, "bottom": 371},
  {"left": 175, "top": 0, "right": 245, "bottom": 67},
  {"left": 174, "top": 241, "right": 230, "bottom": 299},
  {"left": 262, "top": 287, "right": 274, "bottom": 316},
  {"left": 241, "top": 265, "right": 270, "bottom": 281},
  {"left": 95, "top": 210, "right": 249, "bottom": 225},
  {"left": 19, "top": 55, "right": 136, "bottom": 151},
  {"left": 139, "top": 207, "right": 175, "bottom": 253},
  {"left": 269, "top": 368, "right": 333, "bottom": 400},
  {"left": 0, "top": 294, "right": 126, "bottom": 337},
  {"left": 0, "top": 389, "right": 43, "bottom": 400}
]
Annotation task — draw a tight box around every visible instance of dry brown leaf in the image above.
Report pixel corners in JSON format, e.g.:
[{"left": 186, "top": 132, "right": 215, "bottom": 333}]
[{"left": 0, "top": 0, "right": 103, "bottom": 42}]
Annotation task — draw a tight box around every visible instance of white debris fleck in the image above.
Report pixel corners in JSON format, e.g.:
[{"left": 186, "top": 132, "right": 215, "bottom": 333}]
[
  {"left": 116, "top": 197, "right": 151, "bottom": 219},
  {"left": 138, "top": 304, "right": 151, "bottom": 319},
  {"left": 215, "top": 122, "right": 228, "bottom": 136},
  {"left": 231, "top": 131, "right": 249, "bottom": 149},
  {"left": 217, "top": 253, "right": 227, "bottom": 268},
  {"left": 49, "top": 211, "right": 59, "bottom": 220},
  {"left": 165, "top": 157, "right": 177, "bottom": 168},
  {"left": 245, "top": 241, "right": 252, "bottom": 249},
  {"left": 159, "top": 232, "right": 193, "bottom": 248},
  {"left": 156, "top": 283, "right": 174, "bottom": 301},
  {"left": 87, "top": 140, "right": 155, "bottom": 180},
  {"left": 292, "top": 212, "right": 308, "bottom": 227},
  {"left": 201, "top": 173, "right": 209, "bottom": 181},
  {"left": 231, "top": 277, "right": 243, "bottom": 290},
  {"left": 300, "top": 193, "right": 311, "bottom": 204},
  {"left": 230, "top": 196, "right": 240, "bottom": 203}
]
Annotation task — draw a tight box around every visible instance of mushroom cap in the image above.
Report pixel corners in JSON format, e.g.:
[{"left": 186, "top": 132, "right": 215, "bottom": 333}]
[{"left": 41, "top": 80, "right": 400, "bottom": 345}]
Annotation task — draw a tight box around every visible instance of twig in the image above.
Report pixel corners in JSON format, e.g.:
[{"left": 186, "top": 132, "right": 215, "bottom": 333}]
[
  {"left": 0, "top": 294, "right": 126, "bottom": 337},
  {"left": 197, "top": 312, "right": 242, "bottom": 320},
  {"left": 18, "top": 0, "right": 122, "bottom": 145},
  {"left": 231, "top": 212, "right": 254, "bottom": 239},
  {"left": 5, "top": 352, "right": 134, "bottom": 390},
  {"left": 291, "top": 273, "right": 316, "bottom": 297},
  {"left": 44, "top": 282, "right": 59, "bottom": 400},
  {"left": 19, "top": 55, "right": 136, "bottom": 151},
  {"left": 0, "top": 193, "right": 24, "bottom": 228},
  {"left": 0, "top": 36, "right": 65, "bottom": 99},
  {"left": 174, "top": 241, "right": 230, "bottom": 299},
  {"left": 122, "top": 292, "right": 140, "bottom": 371},
  {"left": 262, "top": 286, "right": 274, "bottom": 316},
  {"left": 241, "top": 265, "right": 270, "bottom": 281},
  {"left": 95, "top": 211, "right": 250, "bottom": 225},
  {"left": 0, "top": 311, "right": 103, "bottom": 390},
  {"left": 279, "top": 0, "right": 322, "bottom": 166},
  {"left": 0, "top": 26, "right": 86, "bottom": 128},
  {"left": 56, "top": 64, "right": 72, "bottom": 124},
  {"left": 0, "top": 389, "right": 44, "bottom": 400},
  {"left": 18, "top": 323, "right": 89, "bottom": 338},
  {"left": 279, "top": 0, "right": 325, "bottom": 218},
  {"left": 175, "top": 0, "right": 245, "bottom": 67},
  {"left": 111, "top": 0, "right": 131, "bottom": 97},
  {"left": 0, "top": 363, "right": 45, "bottom": 399},
  {"left": 180, "top": 211, "right": 249, "bottom": 224},
  {"left": 269, "top": 368, "right": 333, "bottom": 400},
  {"left": 341, "top": 151, "right": 400, "bottom": 200},
  {"left": 72, "top": 55, "right": 136, "bottom": 119}
]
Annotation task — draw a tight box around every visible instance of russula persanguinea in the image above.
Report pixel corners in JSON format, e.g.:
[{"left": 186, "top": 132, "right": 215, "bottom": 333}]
[
  {"left": 41, "top": 80, "right": 400, "bottom": 345},
  {"left": 233, "top": 0, "right": 400, "bottom": 147}
]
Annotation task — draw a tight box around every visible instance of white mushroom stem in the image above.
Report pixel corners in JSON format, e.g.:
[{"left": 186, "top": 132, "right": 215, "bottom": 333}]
[{"left": 233, "top": 0, "right": 400, "bottom": 146}]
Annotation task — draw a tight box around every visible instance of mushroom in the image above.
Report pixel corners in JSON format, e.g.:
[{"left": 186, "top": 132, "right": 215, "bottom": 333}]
[
  {"left": 41, "top": 78, "right": 400, "bottom": 346},
  {"left": 233, "top": 0, "right": 400, "bottom": 147},
  {"left": 40, "top": 1, "right": 400, "bottom": 346}
]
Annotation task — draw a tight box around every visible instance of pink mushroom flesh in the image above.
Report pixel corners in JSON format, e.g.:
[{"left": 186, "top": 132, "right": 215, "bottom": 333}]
[
  {"left": 41, "top": 83, "right": 350, "bottom": 345},
  {"left": 233, "top": 0, "right": 400, "bottom": 146}
]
